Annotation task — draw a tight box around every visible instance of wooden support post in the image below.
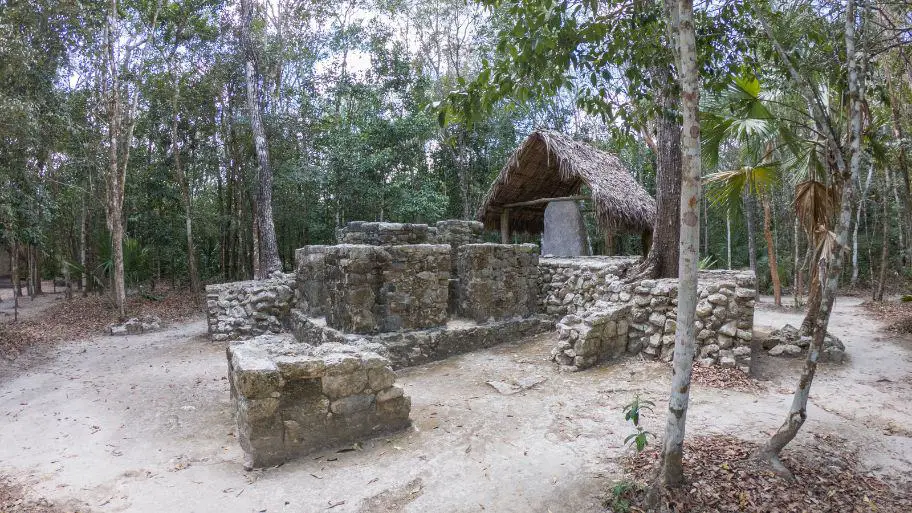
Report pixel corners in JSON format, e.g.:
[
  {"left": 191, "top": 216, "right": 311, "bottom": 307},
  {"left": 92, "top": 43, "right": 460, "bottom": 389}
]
[
  {"left": 604, "top": 230, "right": 614, "bottom": 256},
  {"left": 500, "top": 208, "right": 510, "bottom": 244}
]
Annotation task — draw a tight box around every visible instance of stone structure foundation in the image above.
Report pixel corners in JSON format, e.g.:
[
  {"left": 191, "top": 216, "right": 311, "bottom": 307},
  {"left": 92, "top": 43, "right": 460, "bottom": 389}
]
[{"left": 227, "top": 335, "right": 411, "bottom": 468}]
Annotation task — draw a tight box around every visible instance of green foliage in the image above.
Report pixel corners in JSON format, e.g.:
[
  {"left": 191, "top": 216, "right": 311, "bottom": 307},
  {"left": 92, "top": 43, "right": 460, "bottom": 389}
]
[
  {"left": 622, "top": 395, "right": 655, "bottom": 453},
  {"left": 698, "top": 255, "right": 717, "bottom": 270},
  {"left": 605, "top": 481, "right": 636, "bottom": 513}
]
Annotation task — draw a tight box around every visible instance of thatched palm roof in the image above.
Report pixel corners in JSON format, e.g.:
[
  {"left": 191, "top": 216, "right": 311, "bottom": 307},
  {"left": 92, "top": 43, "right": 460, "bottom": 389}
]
[{"left": 477, "top": 130, "right": 657, "bottom": 235}]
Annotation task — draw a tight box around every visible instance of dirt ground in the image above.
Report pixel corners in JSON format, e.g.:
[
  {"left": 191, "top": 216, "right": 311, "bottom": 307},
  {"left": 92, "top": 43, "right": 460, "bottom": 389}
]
[{"left": 0, "top": 296, "right": 910, "bottom": 512}]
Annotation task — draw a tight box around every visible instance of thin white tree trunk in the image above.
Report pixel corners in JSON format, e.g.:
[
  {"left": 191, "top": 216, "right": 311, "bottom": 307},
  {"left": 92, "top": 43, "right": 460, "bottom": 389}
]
[
  {"left": 759, "top": 0, "right": 866, "bottom": 477},
  {"left": 726, "top": 211, "right": 732, "bottom": 269},
  {"left": 656, "top": 0, "right": 700, "bottom": 490},
  {"left": 851, "top": 162, "right": 874, "bottom": 286},
  {"left": 80, "top": 195, "right": 87, "bottom": 294}
]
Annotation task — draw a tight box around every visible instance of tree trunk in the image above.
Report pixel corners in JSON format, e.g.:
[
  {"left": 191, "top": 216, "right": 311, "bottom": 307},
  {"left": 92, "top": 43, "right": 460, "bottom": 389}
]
[
  {"left": 851, "top": 163, "right": 874, "bottom": 286},
  {"left": 11, "top": 238, "right": 19, "bottom": 300},
  {"left": 10, "top": 238, "right": 19, "bottom": 321},
  {"left": 793, "top": 218, "right": 801, "bottom": 307},
  {"left": 876, "top": 170, "right": 890, "bottom": 301},
  {"left": 655, "top": 0, "right": 700, "bottom": 491},
  {"left": 169, "top": 81, "right": 201, "bottom": 295},
  {"left": 762, "top": 196, "right": 782, "bottom": 306},
  {"left": 726, "top": 211, "right": 732, "bottom": 269},
  {"left": 635, "top": 76, "right": 682, "bottom": 279},
  {"left": 240, "top": 0, "right": 282, "bottom": 278},
  {"left": 80, "top": 195, "right": 87, "bottom": 294},
  {"left": 744, "top": 191, "right": 757, "bottom": 277},
  {"left": 759, "top": 0, "right": 865, "bottom": 476},
  {"left": 886, "top": 67, "right": 912, "bottom": 267}
]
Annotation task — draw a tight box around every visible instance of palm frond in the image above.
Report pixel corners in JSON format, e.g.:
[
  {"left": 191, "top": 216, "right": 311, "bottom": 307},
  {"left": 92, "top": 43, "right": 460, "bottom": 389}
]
[{"left": 794, "top": 180, "right": 839, "bottom": 235}]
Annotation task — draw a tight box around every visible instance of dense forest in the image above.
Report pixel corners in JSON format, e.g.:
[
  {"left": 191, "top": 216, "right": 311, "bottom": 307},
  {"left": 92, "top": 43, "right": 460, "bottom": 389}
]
[{"left": 1, "top": 0, "right": 909, "bottom": 311}]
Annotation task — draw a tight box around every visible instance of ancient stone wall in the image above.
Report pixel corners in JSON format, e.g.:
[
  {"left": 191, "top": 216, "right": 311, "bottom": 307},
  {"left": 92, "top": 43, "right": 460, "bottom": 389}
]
[
  {"left": 551, "top": 303, "right": 630, "bottom": 371},
  {"left": 337, "top": 221, "right": 429, "bottom": 245},
  {"left": 206, "top": 275, "right": 296, "bottom": 341},
  {"left": 294, "top": 245, "right": 331, "bottom": 316},
  {"left": 323, "top": 244, "right": 451, "bottom": 334},
  {"left": 227, "top": 335, "right": 410, "bottom": 468},
  {"left": 539, "top": 257, "right": 639, "bottom": 316},
  {"left": 539, "top": 260, "right": 756, "bottom": 372},
  {"left": 620, "top": 272, "right": 755, "bottom": 371},
  {"left": 431, "top": 220, "right": 485, "bottom": 247},
  {"left": 456, "top": 243, "right": 541, "bottom": 323},
  {"left": 292, "top": 311, "right": 552, "bottom": 369}
]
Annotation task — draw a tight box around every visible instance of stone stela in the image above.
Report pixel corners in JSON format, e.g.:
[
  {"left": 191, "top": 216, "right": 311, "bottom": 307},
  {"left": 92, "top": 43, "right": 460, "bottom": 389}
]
[{"left": 540, "top": 199, "right": 590, "bottom": 257}]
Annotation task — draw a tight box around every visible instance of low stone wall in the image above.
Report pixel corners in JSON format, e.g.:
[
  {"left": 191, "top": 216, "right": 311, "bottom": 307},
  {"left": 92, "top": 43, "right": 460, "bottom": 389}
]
[
  {"left": 227, "top": 335, "right": 411, "bottom": 468},
  {"left": 539, "top": 262, "right": 756, "bottom": 372},
  {"left": 206, "top": 275, "right": 296, "bottom": 341},
  {"left": 539, "top": 257, "right": 639, "bottom": 316},
  {"left": 551, "top": 303, "right": 630, "bottom": 371},
  {"left": 456, "top": 243, "right": 541, "bottom": 322},
  {"left": 338, "top": 221, "right": 429, "bottom": 245},
  {"left": 620, "top": 272, "right": 755, "bottom": 371},
  {"left": 292, "top": 310, "right": 552, "bottom": 369},
  {"left": 323, "top": 244, "right": 451, "bottom": 334}
]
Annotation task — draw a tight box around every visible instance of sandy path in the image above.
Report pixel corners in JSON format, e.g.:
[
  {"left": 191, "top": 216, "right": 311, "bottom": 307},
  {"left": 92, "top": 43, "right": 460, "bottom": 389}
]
[{"left": 0, "top": 297, "right": 910, "bottom": 512}]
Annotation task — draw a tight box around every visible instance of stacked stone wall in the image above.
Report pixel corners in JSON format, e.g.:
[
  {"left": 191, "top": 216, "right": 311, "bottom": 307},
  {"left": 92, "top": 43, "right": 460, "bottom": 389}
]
[
  {"left": 324, "top": 244, "right": 451, "bottom": 334},
  {"left": 620, "top": 273, "right": 755, "bottom": 371},
  {"left": 432, "top": 220, "right": 485, "bottom": 247},
  {"left": 539, "top": 259, "right": 756, "bottom": 372},
  {"left": 551, "top": 303, "right": 631, "bottom": 371},
  {"left": 539, "top": 257, "right": 638, "bottom": 316},
  {"left": 206, "top": 275, "right": 296, "bottom": 341},
  {"left": 455, "top": 243, "right": 541, "bottom": 322},
  {"left": 292, "top": 311, "right": 552, "bottom": 369},
  {"left": 337, "top": 221, "right": 429, "bottom": 245},
  {"left": 294, "top": 245, "right": 331, "bottom": 316},
  {"left": 227, "top": 335, "right": 410, "bottom": 468}
]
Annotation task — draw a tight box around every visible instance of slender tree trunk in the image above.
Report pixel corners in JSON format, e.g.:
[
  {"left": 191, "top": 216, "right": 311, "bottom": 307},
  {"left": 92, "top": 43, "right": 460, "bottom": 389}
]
[
  {"left": 26, "top": 245, "right": 35, "bottom": 299},
  {"left": 762, "top": 196, "right": 782, "bottom": 305},
  {"left": 252, "top": 215, "right": 261, "bottom": 280},
  {"left": 11, "top": 238, "right": 19, "bottom": 300},
  {"left": 169, "top": 81, "right": 201, "bottom": 294},
  {"left": 34, "top": 246, "right": 42, "bottom": 295},
  {"left": 886, "top": 68, "right": 912, "bottom": 266},
  {"left": 876, "top": 170, "right": 890, "bottom": 300},
  {"left": 726, "top": 211, "right": 732, "bottom": 269},
  {"left": 851, "top": 163, "right": 874, "bottom": 286},
  {"left": 759, "top": 0, "right": 865, "bottom": 476},
  {"left": 80, "top": 195, "right": 87, "bottom": 294},
  {"left": 655, "top": 0, "right": 699, "bottom": 491},
  {"left": 744, "top": 191, "right": 758, "bottom": 277},
  {"left": 240, "top": 0, "right": 282, "bottom": 278},
  {"left": 635, "top": 76, "right": 682, "bottom": 279},
  {"left": 793, "top": 218, "right": 800, "bottom": 307},
  {"left": 10, "top": 238, "right": 19, "bottom": 321}
]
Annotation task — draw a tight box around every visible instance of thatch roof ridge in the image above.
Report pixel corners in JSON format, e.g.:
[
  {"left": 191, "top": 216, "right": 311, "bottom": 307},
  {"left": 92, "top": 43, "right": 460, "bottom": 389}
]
[{"left": 476, "top": 130, "right": 657, "bottom": 235}]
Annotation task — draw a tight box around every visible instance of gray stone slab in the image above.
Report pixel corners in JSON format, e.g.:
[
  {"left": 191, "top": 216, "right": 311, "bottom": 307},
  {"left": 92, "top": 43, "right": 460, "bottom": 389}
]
[{"left": 540, "top": 200, "right": 589, "bottom": 257}]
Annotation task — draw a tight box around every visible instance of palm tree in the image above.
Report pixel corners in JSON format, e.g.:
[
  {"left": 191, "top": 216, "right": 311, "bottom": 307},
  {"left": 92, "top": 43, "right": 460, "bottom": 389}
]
[
  {"left": 701, "top": 74, "right": 786, "bottom": 305},
  {"left": 702, "top": 74, "right": 840, "bottom": 310}
]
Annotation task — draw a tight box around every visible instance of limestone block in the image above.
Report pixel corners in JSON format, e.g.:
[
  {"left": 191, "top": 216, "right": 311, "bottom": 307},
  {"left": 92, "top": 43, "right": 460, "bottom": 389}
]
[{"left": 227, "top": 337, "right": 411, "bottom": 468}]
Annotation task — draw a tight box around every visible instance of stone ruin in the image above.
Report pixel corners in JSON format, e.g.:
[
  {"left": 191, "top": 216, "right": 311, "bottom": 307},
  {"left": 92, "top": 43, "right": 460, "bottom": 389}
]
[
  {"left": 228, "top": 335, "right": 409, "bottom": 469},
  {"left": 209, "top": 220, "right": 553, "bottom": 467},
  {"left": 207, "top": 222, "right": 761, "bottom": 468},
  {"left": 763, "top": 323, "right": 846, "bottom": 363},
  {"left": 541, "top": 259, "right": 756, "bottom": 372}
]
